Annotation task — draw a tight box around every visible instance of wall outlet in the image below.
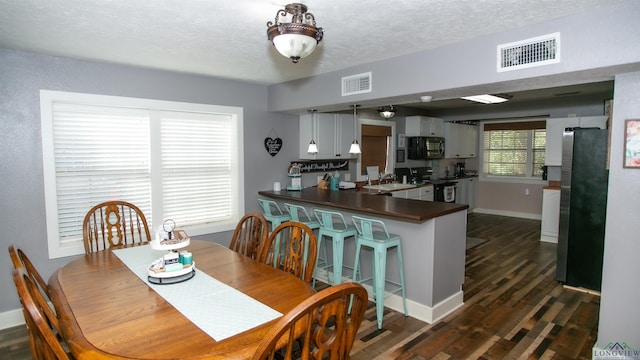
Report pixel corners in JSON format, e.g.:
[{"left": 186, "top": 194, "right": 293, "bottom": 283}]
[
  {"left": 317, "top": 175, "right": 323, "bottom": 184},
  {"left": 525, "top": 188, "right": 530, "bottom": 196},
  {"left": 344, "top": 173, "right": 351, "bottom": 181}
]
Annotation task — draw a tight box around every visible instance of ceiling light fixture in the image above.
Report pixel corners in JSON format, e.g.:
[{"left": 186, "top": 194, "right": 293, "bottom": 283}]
[
  {"left": 307, "top": 109, "right": 318, "bottom": 154},
  {"left": 266, "top": 3, "right": 324, "bottom": 63},
  {"left": 349, "top": 105, "right": 361, "bottom": 154},
  {"left": 461, "top": 94, "right": 510, "bottom": 104},
  {"left": 377, "top": 105, "right": 396, "bottom": 119}
]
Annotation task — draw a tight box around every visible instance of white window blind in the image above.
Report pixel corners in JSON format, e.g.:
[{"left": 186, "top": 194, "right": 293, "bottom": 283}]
[
  {"left": 41, "top": 91, "right": 244, "bottom": 258},
  {"left": 50, "top": 103, "right": 152, "bottom": 249},
  {"left": 482, "top": 120, "right": 546, "bottom": 179},
  {"left": 159, "top": 111, "right": 234, "bottom": 227}
]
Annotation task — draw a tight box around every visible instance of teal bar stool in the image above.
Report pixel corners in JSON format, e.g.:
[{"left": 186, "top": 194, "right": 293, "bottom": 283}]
[
  {"left": 352, "top": 215, "right": 408, "bottom": 329},
  {"left": 283, "top": 203, "right": 320, "bottom": 230},
  {"left": 313, "top": 209, "right": 358, "bottom": 286},
  {"left": 257, "top": 199, "right": 291, "bottom": 231}
]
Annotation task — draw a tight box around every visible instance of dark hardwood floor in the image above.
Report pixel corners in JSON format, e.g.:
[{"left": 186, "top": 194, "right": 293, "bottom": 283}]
[
  {"left": 2, "top": 213, "right": 599, "bottom": 359},
  {"left": 345, "top": 213, "right": 599, "bottom": 360}
]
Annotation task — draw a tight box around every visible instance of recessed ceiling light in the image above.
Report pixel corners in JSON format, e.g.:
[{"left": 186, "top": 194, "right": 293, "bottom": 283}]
[{"left": 461, "top": 94, "right": 509, "bottom": 104}]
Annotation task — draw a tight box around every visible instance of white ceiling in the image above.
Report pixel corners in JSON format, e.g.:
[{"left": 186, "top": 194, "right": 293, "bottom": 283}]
[{"left": 0, "top": 0, "right": 626, "bottom": 86}]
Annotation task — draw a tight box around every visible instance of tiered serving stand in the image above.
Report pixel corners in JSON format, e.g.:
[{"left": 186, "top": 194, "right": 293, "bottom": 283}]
[{"left": 147, "top": 222, "right": 195, "bottom": 285}]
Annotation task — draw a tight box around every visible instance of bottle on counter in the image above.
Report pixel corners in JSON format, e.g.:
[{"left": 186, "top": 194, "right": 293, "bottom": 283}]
[{"left": 330, "top": 170, "right": 340, "bottom": 191}]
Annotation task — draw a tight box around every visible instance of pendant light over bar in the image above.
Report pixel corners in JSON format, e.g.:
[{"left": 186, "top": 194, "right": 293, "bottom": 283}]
[
  {"left": 349, "top": 104, "right": 361, "bottom": 154},
  {"left": 307, "top": 109, "right": 318, "bottom": 154},
  {"left": 266, "top": 3, "right": 324, "bottom": 63},
  {"left": 377, "top": 105, "right": 396, "bottom": 119}
]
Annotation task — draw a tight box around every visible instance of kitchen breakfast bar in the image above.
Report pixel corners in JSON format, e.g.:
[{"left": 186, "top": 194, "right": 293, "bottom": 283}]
[{"left": 259, "top": 187, "right": 469, "bottom": 324}]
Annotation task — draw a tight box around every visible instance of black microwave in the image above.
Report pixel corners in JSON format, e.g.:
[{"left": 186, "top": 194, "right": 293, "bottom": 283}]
[{"left": 407, "top": 136, "right": 445, "bottom": 160}]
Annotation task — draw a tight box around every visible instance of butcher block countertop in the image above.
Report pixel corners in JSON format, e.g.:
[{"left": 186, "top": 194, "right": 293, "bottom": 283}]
[
  {"left": 259, "top": 188, "right": 468, "bottom": 223},
  {"left": 544, "top": 180, "right": 561, "bottom": 190}
]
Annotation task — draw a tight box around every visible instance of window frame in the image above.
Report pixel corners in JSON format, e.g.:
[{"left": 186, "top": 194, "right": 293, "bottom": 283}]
[
  {"left": 41, "top": 90, "right": 244, "bottom": 258},
  {"left": 480, "top": 119, "right": 547, "bottom": 185}
]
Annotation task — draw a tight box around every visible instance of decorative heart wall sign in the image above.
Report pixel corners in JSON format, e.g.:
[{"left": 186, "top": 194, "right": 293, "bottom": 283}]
[{"left": 264, "top": 137, "right": 283, "bottom": 157}]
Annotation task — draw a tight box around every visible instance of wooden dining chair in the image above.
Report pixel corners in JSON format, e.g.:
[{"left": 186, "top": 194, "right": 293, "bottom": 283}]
[
  {"left": 8, "top": 245, "right": 51, "bottom": 298},
  {"left": 252, "top": 282, "right": 368, "bottom": 360},
  {"left": 83, "top": 200, "right": 151, "bottom": 254},
  {"left": 12, "top": 269, "right": 70, "bottom": 360},
  {"left": 229, "top": 212, "right": 269, "bottom": 259},
  {"left": 258, "top": 221, "right": 318, "bottom": 284}
]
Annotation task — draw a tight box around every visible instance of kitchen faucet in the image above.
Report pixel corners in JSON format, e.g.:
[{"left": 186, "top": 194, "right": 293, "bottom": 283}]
[{"left": 378, "top": 173, "right": 395, "bottom": 184}]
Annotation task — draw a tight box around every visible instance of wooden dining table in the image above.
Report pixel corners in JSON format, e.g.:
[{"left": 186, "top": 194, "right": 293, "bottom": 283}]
[{"left": 48, "top": 240, "right": 316, "bottom": 359}]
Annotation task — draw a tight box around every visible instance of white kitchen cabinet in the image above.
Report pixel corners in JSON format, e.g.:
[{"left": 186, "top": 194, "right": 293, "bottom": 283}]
[
  {"left": 540, "top": 188, "right": 560, "bottom": 243},
  {"left": 336, "top": 114, "right": 356, "bottom": 158},
  {"left": 465, "top": 125, "right": 479, "bottom": 158},
  {"left": 455, "top": 178, "right": 467, "bottom": 205},
  {"left": 420, "top": 185, "right": 434, "bottom": 201},
  {"left": 467, "top": 177, "right": 477, "bottom": 211},
  {"left": 454, "top": 177, "right": 477, "bottom": 212},
  {"left": 391, "top": 185, "right": 434, "bottom": 201},
  {"left": 405, "top": 188, "right": 422, "bottom": 200},
  {"left": 299, "top": 114, "right": 355, "bottom": 159},
  {"left": 545, "top": 116, "right": 607, "bottom": 166},
  {"left": 405, "top": 116, "right": 444, "bottom": 137},
  {"left": 545, "top": 117, "right": 579, "bottom": 166},
  {"left": 444, "top": 123, "right": 478, "bottom": 158}
]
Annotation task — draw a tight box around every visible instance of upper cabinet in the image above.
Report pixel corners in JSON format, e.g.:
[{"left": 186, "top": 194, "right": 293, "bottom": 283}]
[
  {"left": 405, "top": 116, "right": 444, "bottom": 137},
  {"left": 545, "top": 116, "right": 607, "bottom": 166},
  {"left": 299, "top": 113, "right": 355, "bottom": 159},
  {"left": 444, "top": 122, "right": 478, "bottom": 158}
]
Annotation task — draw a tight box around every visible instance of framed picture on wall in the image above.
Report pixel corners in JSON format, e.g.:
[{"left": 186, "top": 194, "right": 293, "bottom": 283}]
[
  {"left": 397, "top": 149, "right": 405, "bottom": 163},
  {"left": 623, "top": 119, "right": 640, "bottom": 168},
  {"left": 398, "top": 134, "right": 406, "bottom": 148}
]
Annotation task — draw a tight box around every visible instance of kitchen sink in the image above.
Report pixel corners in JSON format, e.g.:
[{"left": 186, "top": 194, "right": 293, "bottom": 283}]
[{"left": 362, "top": 183, "right": 417, "bottom": 192}]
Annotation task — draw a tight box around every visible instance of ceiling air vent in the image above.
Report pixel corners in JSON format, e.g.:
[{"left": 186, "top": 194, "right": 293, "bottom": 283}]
[
  {"left": 342, "top": 72, "right": 372, "bottom": 96},
  {"left": 497, "top": 32, "right": 560, "bottom": 72}
]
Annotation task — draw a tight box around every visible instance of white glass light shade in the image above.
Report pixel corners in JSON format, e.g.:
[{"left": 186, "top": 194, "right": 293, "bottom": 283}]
[
  {"left": 349, "top": 140, "right": 361, "bottom": 154},
  {"left": 266, "top": 4, "right": 323, "bottom": 63},
  {"left": 273, "top": 34, "right": 318, "bottom": 61},
  {"left": 378, "top": 105, "right": 396, "bottom": 119},
  {"left": 379, "top": 110, "right": 395, "bottom": 119},
  {"left": 307, "top": 140, "right": 318, "bottom": 154}
]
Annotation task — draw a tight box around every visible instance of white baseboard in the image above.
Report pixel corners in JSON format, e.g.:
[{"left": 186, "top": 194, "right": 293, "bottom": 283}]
[
  {"left": 382, "top": 289, "right": 464, "bottom": 324},
  {"left": 0, "top": 308, "right": 25, "bottom": 330},
  {"left": 540, "top": 235, "right": 558, "bottom": 243},
  {"left": 473, "top": 208, "right": 541, "bottom": 220},
  {"left": 328, "top": 268, "right": 464, "bottom": 325}
]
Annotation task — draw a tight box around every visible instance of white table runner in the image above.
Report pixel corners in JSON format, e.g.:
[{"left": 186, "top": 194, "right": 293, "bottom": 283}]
[{"left": 112, "top": 245, "right": 282, "bottom": 341}]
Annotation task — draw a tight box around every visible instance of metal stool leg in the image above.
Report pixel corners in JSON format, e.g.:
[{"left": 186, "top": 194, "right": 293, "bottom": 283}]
[
  {"left": 373, "top": 244, "right": 387, "bottom": 330},
  {"left": 313, "top": 229, "right": 330, "bottom": 287},
  {"left": 396, "top": 242, "right": 408, "bottom": 316}
]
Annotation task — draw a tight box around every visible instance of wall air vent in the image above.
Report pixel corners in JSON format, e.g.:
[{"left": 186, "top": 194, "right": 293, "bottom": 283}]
[
  {"left": 342, "top": 72, "right": 372, "bottom": 96},
  {"left": 498, "top": 32, "right": 560, "bottom": 72}
]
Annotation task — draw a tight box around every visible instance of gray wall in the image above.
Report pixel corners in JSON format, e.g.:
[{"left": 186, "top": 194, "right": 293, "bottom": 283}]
[
  {"left": 268, "top": 0, "right": 640, "bottom": 114},
  {"left": 0, "top": 49, "right": 298, "bottom": 313},
  {"left": 597, "top": 71, "right": 640, "bottom": 346}
]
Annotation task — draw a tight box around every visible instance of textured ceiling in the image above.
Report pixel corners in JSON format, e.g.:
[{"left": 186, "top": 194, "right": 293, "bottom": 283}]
[{"left": 0, "top": 0, "right": 625, "bottom": 86}]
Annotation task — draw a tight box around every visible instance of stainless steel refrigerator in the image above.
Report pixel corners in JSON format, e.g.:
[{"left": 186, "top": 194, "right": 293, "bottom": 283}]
[{"left": 556, "top": 127, "right": 609, "bottom": 291}]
